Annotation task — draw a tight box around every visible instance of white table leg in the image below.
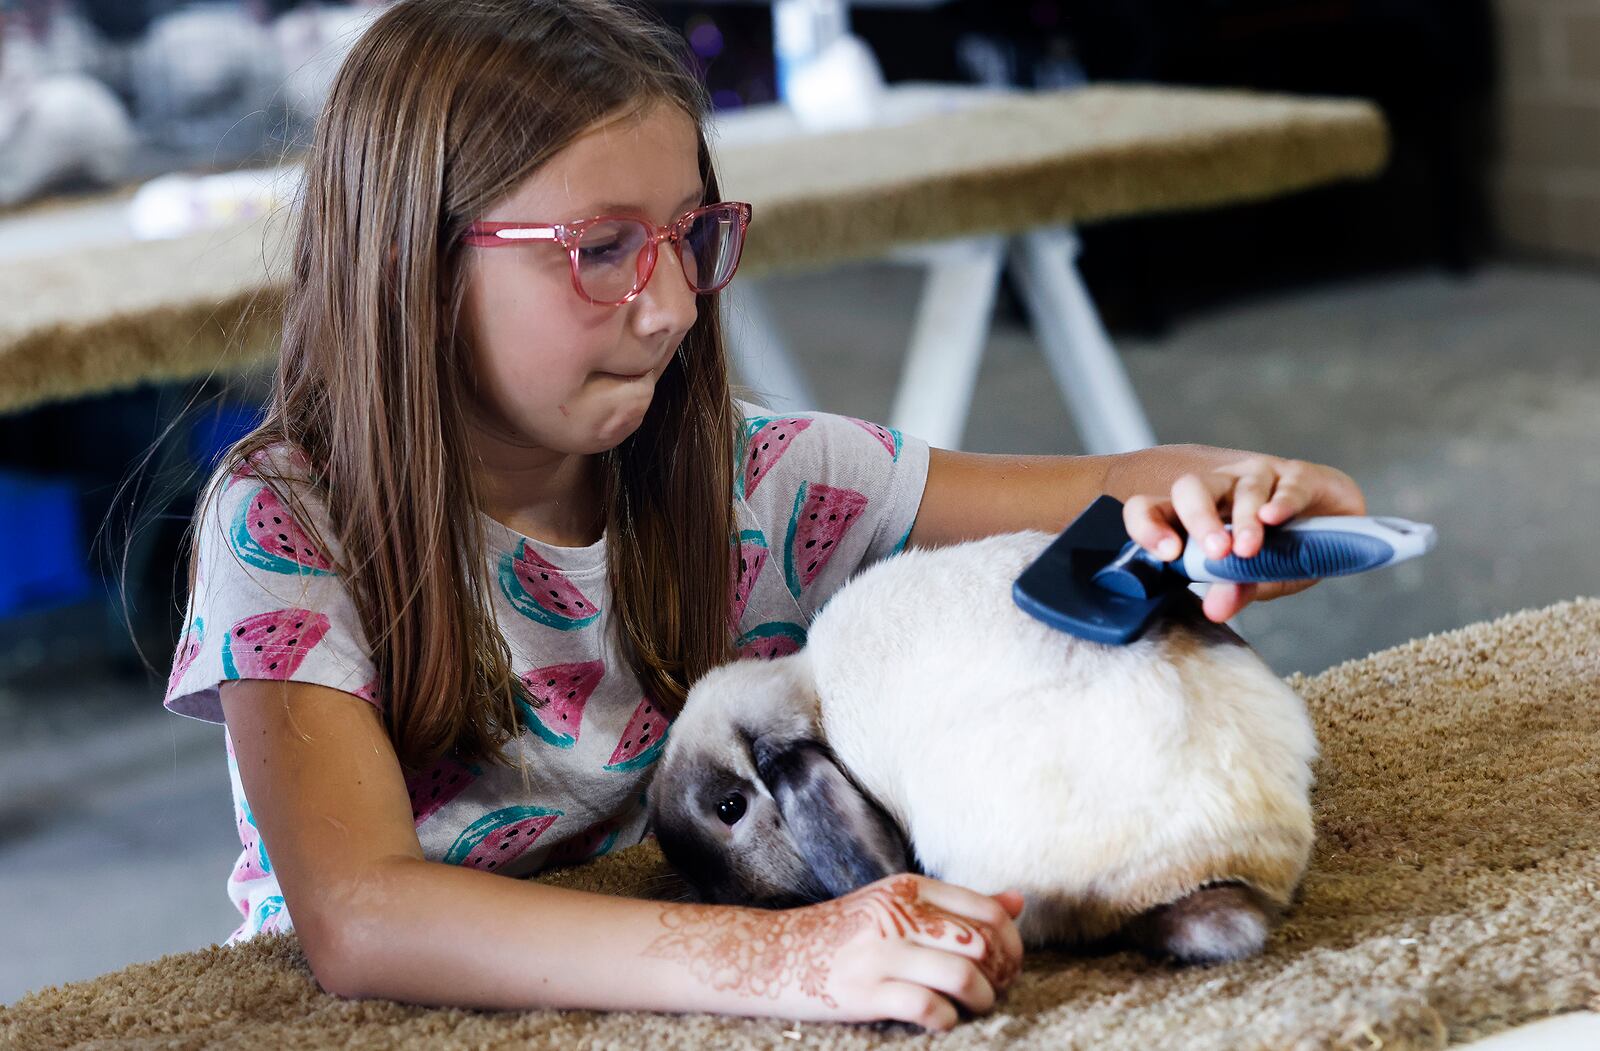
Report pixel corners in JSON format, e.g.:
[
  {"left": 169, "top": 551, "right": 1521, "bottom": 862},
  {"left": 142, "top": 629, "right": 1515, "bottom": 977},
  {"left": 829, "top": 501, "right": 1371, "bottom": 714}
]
[
  {"left": 720, "top": 278, "right": 819, "bottom": 413},
  {"left": 1008, "top": 226, "right": 1157, "bottom": 454},
  {"left": 885, "top": 235, "right": 1007, "bottom": 450}
]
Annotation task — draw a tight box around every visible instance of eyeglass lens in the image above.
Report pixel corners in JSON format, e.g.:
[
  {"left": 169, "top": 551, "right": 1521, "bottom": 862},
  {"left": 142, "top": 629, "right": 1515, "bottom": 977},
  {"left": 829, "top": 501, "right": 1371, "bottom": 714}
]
[{"left": 574, "top": 204, "right": 743, "bottom": 303}]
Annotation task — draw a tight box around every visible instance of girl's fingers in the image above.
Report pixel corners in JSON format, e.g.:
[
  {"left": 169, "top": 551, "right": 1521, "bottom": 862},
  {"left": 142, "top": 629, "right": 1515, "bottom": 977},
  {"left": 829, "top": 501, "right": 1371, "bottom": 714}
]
[
  {"left": 1123, "top": 494, "right": 1183, "bottom": 560},
  {"left": 876, "top": 979, "right": 961, "bottom": 1032},
  {"left": 1170, "top": 472, "right": 1235, "bottom": 559},
  {"left": 1227, "top": 462, "right": 1278, "bottom": 559},
  {"left": 1202, "top": 581, "right": 1257, "bottom": 622},
  {"left": 1261, "top": 467, "right": 1312, "bottom": 524},
  {"left": 891, "top": 946, "right": 998, "bottom": 1017},
  {"left": 913, "top": 882, "right": 1024, "bottom": 983}
]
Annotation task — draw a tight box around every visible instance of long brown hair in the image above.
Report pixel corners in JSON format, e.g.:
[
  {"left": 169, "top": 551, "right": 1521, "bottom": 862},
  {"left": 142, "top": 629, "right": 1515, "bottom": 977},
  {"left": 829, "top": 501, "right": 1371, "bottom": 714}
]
[{"left": 193, "top": 0, "right": 738, "bottom": 776}]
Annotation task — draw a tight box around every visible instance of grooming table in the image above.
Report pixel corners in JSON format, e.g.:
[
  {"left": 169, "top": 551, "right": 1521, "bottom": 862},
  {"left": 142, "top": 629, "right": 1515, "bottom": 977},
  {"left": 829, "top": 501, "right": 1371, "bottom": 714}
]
[
  {"left": 0, "top": 84, "right": 1386, "bottom": 451},
  {"left": 4, "top": 598, "right": 1596, "bottom": 1048}
]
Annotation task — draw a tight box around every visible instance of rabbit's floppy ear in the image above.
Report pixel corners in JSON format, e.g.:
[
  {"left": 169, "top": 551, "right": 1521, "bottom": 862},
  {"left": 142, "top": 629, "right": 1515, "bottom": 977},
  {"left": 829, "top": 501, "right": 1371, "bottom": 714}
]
[{"left": 752, "top": 734, "right": 911, "bottom": 898}]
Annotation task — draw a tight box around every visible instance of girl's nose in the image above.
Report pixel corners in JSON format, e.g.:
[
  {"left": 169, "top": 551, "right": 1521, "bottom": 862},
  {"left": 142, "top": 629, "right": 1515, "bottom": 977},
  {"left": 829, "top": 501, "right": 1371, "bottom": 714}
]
[{"left": 632, "top": 241, "right": 699, "bottom": 336}]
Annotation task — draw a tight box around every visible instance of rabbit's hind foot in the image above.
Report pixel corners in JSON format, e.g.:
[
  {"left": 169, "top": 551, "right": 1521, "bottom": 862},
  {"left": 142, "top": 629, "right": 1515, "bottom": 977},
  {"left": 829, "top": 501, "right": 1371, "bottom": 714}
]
[{"left": 1119, "top": 881, "right": 1277, "bottom": 965}]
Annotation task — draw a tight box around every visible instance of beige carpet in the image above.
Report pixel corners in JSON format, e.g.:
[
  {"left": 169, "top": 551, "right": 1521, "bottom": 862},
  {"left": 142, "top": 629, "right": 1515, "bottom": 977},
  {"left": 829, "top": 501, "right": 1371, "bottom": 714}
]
[
  {"left": 5, "top": 598, "right": 1597, "bottom": 1050},
  {"left": 0, "top": 84, "right": 1385, "bottom": 416}
]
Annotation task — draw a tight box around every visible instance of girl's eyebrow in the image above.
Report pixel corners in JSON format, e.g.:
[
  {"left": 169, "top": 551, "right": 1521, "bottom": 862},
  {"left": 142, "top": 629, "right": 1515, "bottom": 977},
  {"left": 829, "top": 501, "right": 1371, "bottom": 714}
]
[{"left": 583, "top": 187, "right": 705, "bottom": 218}]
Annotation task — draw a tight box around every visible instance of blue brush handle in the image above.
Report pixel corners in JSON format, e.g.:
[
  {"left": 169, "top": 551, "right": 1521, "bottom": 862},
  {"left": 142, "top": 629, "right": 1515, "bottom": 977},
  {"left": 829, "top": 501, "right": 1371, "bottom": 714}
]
[
  {"left": 1092, "top": 516, "right": 1436, "bottom": 598},
  {"left": 1178, "top": 516, "right": 1436, "bottom": 583}
]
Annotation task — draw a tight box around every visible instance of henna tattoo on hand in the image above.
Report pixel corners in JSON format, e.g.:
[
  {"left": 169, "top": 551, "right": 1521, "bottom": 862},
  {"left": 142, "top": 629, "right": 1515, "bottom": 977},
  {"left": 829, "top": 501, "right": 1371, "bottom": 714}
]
[{"left": 642, "top": 875, "right": 1014, "bottom": 1007}]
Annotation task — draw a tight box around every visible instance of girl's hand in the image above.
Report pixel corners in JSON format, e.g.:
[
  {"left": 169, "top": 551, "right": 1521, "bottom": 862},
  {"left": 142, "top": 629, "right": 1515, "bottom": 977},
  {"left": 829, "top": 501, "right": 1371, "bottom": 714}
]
[
  {"left": 1122, "top": 455, "right": 1367, "bottom": 623},
  {"left": 796, "top": 873, "right": 1025, "bottom": 1031}
]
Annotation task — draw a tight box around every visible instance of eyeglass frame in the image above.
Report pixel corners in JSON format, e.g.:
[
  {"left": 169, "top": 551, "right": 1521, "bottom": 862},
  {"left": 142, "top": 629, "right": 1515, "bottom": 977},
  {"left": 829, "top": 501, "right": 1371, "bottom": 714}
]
[{"left": 462, "top": 200, "right": 754, "bottom": 307}]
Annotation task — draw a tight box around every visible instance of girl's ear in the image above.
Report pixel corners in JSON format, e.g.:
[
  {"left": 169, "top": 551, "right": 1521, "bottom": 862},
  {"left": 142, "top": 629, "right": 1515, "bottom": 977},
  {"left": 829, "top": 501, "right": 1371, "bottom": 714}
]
[{"left": 751, "top": 735, "right": 911, "bottom": 898}]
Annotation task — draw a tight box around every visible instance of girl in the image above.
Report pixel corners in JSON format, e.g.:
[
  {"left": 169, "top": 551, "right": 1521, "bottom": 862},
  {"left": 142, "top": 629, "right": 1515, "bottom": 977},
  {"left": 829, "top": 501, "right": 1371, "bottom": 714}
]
[{"left": 161, "top": 0, "right": 1365, "bottom": 1032}]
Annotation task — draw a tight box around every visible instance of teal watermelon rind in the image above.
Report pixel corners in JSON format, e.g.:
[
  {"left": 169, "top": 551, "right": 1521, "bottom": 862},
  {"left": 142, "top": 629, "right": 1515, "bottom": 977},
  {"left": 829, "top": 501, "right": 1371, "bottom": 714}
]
[
  {"left": 519, "top": 700, "right": 576, "bottom": 748},
  {"left": 736, "top": 620, "right": 808, "bottom": 659},
  {"left": 738, "top": 414, "right": 813, "bottom": 500},
  {"left": 230, "top": 488, "right": 332, "bottom": 577},
  {"left": 220, "top": 609, "right": 330, "bottom": 680},
  {"left": 603, "top": 732, "right": 668, "bottom": 773},
  {"left": 497, "top": 548, "right": 601, "bottom": 631},
  {"left": 782, "top": 481, "right": 811, "bottom": 598},
  {"left": 444, "top": 805, "right": 562, "bottom": 867}
]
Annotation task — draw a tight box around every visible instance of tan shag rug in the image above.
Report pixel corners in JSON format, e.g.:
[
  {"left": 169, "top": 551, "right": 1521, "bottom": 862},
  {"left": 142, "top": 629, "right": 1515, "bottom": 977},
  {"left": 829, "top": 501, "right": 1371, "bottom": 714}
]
[
  {"left": 0, "top": 84, "right": 1385, "bottom": 416},
  {"left": 5, "top": 598, "right": 1598, "bottom": 1050}
]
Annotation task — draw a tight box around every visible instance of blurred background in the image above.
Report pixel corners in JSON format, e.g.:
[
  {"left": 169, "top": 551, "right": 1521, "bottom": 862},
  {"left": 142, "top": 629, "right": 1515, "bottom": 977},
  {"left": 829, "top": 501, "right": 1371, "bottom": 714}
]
[{"left": 0, "top": 0, "right": 1596, "bottom": 1019}]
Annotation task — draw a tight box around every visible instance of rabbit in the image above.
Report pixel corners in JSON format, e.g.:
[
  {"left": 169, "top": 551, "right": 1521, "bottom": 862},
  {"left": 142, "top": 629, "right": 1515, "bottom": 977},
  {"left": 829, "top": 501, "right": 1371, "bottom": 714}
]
[
  {"left": 647, "top": 529, "right": 1319, "bottom": 964},
  {"left": 0, "top": 72, "right": 135, "bottom": 208}
]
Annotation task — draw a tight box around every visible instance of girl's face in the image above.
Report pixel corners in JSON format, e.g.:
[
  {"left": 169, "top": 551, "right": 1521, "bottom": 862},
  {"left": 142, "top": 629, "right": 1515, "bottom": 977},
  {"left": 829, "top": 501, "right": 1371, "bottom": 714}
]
[{"left": 460, "top": 100, "right": 704, "bottom": 457}]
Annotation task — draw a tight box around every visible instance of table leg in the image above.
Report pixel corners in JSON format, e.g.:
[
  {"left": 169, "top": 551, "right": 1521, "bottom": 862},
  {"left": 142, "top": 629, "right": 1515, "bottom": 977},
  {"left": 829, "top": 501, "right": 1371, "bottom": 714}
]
[
  {"left": 885, "top": 235, "right": 1006, "bottom": 450},
  {"left": 720, "top": 278, "right": 819, "bottom": 413},
  {"left": 1008, "top": 226, "right": 1157, "bottom": 454}
]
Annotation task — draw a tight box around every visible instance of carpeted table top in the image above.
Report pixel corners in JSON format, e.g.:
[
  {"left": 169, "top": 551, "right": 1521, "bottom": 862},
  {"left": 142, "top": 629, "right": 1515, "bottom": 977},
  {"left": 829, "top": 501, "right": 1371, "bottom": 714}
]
[
  {"left": 4, "top": 597, "right": 1596, "bottom": 1050},
  {"left": 0, "top": 83, "right": 1386, "bottom": 416}
]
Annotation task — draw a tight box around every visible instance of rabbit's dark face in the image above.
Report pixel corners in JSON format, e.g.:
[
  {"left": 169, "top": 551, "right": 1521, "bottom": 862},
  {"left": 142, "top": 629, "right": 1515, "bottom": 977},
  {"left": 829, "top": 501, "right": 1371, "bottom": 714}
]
[{"left": 648, "top": 657, "right": 913, "bottom": 908}]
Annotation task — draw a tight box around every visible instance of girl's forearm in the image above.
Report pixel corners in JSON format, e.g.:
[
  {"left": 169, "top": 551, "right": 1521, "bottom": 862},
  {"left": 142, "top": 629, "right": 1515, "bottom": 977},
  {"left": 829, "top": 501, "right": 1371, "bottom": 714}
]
[{"left": 320, "top": 856, "right": 834, "bottom": 1020}]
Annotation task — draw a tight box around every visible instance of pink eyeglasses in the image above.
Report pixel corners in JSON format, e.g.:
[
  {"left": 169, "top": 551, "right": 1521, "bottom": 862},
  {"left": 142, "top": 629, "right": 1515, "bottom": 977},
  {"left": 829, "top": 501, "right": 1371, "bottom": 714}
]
[{"left": 463, "top": 201, "right": 753, "bottom": 307}]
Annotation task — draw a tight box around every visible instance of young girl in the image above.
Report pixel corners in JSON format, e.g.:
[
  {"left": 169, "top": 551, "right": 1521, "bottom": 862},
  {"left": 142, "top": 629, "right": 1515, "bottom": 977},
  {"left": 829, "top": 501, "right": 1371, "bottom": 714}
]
[{"left": 161, "top": 0, "right": 1365, "bottom": 1032}]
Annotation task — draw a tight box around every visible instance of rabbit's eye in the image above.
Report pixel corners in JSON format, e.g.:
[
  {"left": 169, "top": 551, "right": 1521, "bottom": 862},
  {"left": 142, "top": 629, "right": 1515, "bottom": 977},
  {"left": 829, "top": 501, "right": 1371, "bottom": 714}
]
[{"left": 716, "top": 793, "right": 746, "bottom": 826}]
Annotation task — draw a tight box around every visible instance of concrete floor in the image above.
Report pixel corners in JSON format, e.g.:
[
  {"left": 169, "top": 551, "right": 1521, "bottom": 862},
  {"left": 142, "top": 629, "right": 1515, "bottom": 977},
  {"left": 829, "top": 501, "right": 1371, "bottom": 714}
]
[{"left": 2, "top": 259, "right": 1597, "bottom": 1047}]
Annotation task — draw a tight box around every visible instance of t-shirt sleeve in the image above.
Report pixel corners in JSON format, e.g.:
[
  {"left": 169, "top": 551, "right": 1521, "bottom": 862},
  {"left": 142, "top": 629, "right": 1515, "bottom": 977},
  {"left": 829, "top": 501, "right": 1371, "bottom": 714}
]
[
  {"left": 735, "top": 399, "right": 931, "bottom": 621},
  {"left": 162, "top": 456, "right": 380, "bottom": 724}
]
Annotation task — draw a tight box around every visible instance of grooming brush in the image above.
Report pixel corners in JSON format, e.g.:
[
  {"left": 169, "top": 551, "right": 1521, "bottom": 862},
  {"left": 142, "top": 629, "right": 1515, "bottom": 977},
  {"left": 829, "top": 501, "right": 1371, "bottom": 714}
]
[{"left": 1013, "top": 495, "right": 1436, "bottom": 645}]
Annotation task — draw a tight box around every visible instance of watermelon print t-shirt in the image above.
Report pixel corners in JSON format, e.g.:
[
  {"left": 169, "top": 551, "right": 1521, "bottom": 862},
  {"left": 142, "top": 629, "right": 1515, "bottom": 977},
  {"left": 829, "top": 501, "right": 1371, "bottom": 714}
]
[{"left": 162, "top": 401, "right": 931, "bottom": 944}]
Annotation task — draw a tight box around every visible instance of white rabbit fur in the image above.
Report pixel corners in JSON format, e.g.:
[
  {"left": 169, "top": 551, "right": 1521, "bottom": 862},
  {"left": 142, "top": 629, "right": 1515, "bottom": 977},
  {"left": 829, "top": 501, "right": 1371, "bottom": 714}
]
[{"left": 652, "top": 529, "right": 1319, "bottom": 950}]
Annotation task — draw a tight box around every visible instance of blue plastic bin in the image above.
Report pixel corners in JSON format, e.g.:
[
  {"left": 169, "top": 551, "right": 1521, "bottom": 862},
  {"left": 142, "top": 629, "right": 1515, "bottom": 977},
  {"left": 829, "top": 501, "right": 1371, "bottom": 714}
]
[{"left": 0, "top": 470, "right": 96, "bottom": 619}]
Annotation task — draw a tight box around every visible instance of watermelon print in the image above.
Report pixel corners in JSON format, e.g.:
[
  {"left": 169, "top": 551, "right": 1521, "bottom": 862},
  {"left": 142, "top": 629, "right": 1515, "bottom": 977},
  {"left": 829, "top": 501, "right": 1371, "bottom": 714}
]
[
  {"left": 546, "top": 817, "right": 623, "bottom": 868},
  {"left": 736, "top": 621, "right": 807, "bottom": 661},
  {"left": 405, "top": 755, "right": 481, "bottom": 826},
  {"left": 221, "top": 609, "right": 331, "bottom": 680},
  {"left": 226, "top": 445, "right": 313, "bottom": 490},
  {"left": 517, "top": 660, "right": 605, "bottom": 748},
  {"left": 740, "top": 415, "right": 812, "bottom": 499},
  {"left": 254, "top": 895, "right": 289, "bottom": 934},
  {"left": 232, "top": 797, "right": 272, "bottom": 881},
  {"left": 353, "top": 678, "right": 382, "bottom": 708},
  {"left": 845, "top": 417, "right": 902, "bottom": 461},
  {"left": 445, "top": 805, "right": 561, "bottom": 872},
  {"left": 783, "top": 482, "right": 869, "bottom": 598},
  {"left": 604, "top": 696, "right": 670, "bottom": 772},
  {"left": 729, "top": 529, "right": 769, "bottom": 627},
  {"left": 166, "top": 617, "right": 204, "bottom": 699},
  {"left": 231, "top": 485, "right": 333, "bottom": 576},
  {"left": 499, "top": 540, "right": 601, "bottom": 630}
]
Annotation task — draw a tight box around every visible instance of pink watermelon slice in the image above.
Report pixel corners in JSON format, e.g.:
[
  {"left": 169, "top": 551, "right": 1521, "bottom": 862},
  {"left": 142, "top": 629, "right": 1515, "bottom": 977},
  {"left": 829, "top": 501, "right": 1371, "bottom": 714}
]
[
  {"left": 444, "top": 805, "right": 561, "bottom": 872},
  {"left": 353, "top": 678, "right": 382, "bottom": 709},
  {"left": 498, "top": 540, "right": 601, "bottom": 630},
  {"left": 165, "top": 617, "right": 205, "bottom": 702},
  {"left": 604, "top": 696, "right": 670, "bottom": 772},
  {"left": 782, "top": 482, "right": 869, "bottom": 597},
  {"left": 845, "top": 417, "right": 902, "bottom": 460},
  {"left": 231, "top": 485, "right": 334, "bottom": 575},
  {"left": 729, "top": 529, "right": 769, "bottom": 627},
  {"left": 227, "top": 445, "right": 313, "bottom": 484},
  {"left": 405, "top": 754, "right": 481, "bottom": 826},
  {"left": 736, "top": 621, "right": 807, "bottom": 661},
  {"left": 221, "top": 609, "right": 331, "bottom": 680},
  {"left": 741, "top": 415, "right": 812, "bottom": 498},
  {"left": 517, "top": 660, "right": 604, "bottom": 748},
  {"left": 545, "top": 817, "right": 623, "bottom": 868},
  {"left": 232, "top": 798, "right": 273, "bottom": 881}
]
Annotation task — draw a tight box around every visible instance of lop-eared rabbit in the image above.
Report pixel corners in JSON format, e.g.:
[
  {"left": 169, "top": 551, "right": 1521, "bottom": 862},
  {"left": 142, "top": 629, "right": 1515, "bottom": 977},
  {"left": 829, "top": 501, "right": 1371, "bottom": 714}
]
[{"left": 649, "top": 530, "right": 1319, "bottom": 964}]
